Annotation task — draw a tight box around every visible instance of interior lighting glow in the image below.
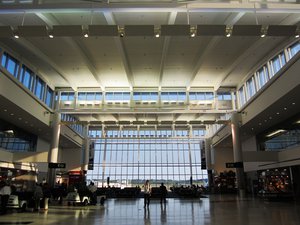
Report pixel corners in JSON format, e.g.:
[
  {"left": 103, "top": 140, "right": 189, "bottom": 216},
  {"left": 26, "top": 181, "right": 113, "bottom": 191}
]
[
  {"left": 266, "top": 129, "right": 286, "bottom": 138},
  {"left": 49, "top": 34, "right": 54, "bottom": 38},
  {"left": 261, "top": 34, "right": 266, "bottom": 38},
  {"left": 14, "top": 34, "right": 19, "bottom": 39},
  {"left": 84, "top": 33, "right": 89, "bottom": 38},
  {"left": 295, "top": 34, "right": 300, "bottom": 38}
]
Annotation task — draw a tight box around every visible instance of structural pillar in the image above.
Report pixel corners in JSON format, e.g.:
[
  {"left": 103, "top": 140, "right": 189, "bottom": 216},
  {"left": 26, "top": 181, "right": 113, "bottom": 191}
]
[
  {"left": 231, "top": 112, "right": 245, "bottom": 196},
  {"left": 47, "top": 112, "right": 61, "bottom": 187},
  {"left": 81, "top": 124, "right": 90, "bottom": 175},
  {"left": 205, "top": 138, "right": 214, "bottom": 191}
]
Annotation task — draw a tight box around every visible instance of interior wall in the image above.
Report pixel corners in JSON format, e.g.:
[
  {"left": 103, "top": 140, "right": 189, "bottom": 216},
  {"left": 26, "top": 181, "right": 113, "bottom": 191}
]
[
  {"left": 60, "top": 147, "right": 82, "bottom": 171},
  {"left": 213, "top": 147, "right": 234, "bottom": 174},
  {"left": 0, "top": 72, "right": 51, "bottom": 125}
]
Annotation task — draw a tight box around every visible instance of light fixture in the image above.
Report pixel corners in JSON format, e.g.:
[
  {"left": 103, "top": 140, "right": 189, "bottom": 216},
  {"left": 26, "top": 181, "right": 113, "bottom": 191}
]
[
  {"left": 14, "top": 34, "right": 19, "bottom": 39},
  {"left": 295, "top": 34, "right": 299, "bottom": 38},
  {"left": 49, "top": 34, "right": 54, "bottom": 38},
  {"left": 190, "top": 32, "right": 196, "bottom": 38},
  {"left": 266, "top": 129, "right": 286, "bottom": 138},
  {"left": 120, "top": 32, "right": 124, "bottom": 37},
  {"left": 155, "top": 33, "right": 160, "bottom": 38},
  {"left": 260, "top": 33, "right": 266, "bottom": 38},
  {"left": 225, "top": 27, "right": 232, "bottom": 38},
  {"left": 84, "top": 33, "right": 89, "bottom": 38}
]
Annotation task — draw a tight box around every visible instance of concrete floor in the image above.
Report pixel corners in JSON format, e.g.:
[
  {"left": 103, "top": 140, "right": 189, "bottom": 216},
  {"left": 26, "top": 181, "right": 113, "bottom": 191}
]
[{"left": 1, "top": 195, "right": 300, "bottom": 225}]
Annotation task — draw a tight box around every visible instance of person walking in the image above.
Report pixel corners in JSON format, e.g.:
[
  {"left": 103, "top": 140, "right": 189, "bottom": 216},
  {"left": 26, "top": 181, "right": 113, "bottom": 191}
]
[
  {"left": 0, "top": 181, "right": 12, "bottom": 214},
  {"left": 143, "top": 180, "right": 151, "bottom": 208},
  {"left": 159, "top": 183, "right": 167, "bottom": 204}
]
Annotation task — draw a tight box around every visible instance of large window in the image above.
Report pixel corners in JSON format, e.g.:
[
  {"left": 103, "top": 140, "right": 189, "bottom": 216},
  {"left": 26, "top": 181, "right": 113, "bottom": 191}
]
[
  {"left": 246, "top": 76, "right": 256, "bottom": 100},
  {"left": 45, "top": 87, "right": 54, "bottom": 108},
  {"left": 78, "top": 92, "right": 102, "bottom": 101},
  {"left": 105, "top": 92, "right": 130, "bottom": 101},
  {"left": 87, "top": 128, "right": 207, "bottom": 188},
  {"left": 189, "top": 92, "right": 214, "bottom": 101},
  {"left": 1, "top": 52, "right": 19, "bottom": 77},
  {"left": 0, "top": 119, "right": 37, "bottom": 152},
  {"left": 288, "top": 42, "right": 300, "bottom": 58},
  {"left": 133, "top": 92, "right": 158, "bottom": 101},
  {"left": 238, "top": 86, "right": 246, "bottom": 107},
  {"left": 161, "top": 92, "right": 186, "bottom": 101},
  {"left": 34, "top": 77, "right": 45, "bottom": 101},
  {"left": 256, "top": 65, "right": 269, "bottom": 90},
  {"left": 20, "top": 66, "right": 34, "bottom": 90}
]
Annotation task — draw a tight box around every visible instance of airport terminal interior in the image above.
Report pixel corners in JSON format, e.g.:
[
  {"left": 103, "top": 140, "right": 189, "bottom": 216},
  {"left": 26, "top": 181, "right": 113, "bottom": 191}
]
[{"left": 0, "top": 0, "right": 300, "bottom": 224}]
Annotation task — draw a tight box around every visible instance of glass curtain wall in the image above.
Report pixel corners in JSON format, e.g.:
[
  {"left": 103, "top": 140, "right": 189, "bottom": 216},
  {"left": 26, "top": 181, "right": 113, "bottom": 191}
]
[{"left": 87, "top": 128, "right": 207, "bottom": 188}]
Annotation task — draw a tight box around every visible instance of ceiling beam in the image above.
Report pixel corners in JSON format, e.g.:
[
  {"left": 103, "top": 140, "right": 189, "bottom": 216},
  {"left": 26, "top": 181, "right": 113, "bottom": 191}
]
[
  {"left": 1, "top": 2, "right": 300, "bottom": 13},
  {"left": 2, "top": 38, "right": 76, "bottom": 90},
  {"left": 159, "top": 11, "right": 177, "bottom": 90},
  {"left": 35, "top": 12, "right": 105, "bottom": 90},
  {"left": 186, "top": 12, "right": 245, "bottom": 90},
  {"left": 103, "top": 11, "right": 134, "bottom": 90},
  {"left": 215, "top": 12, "right": 298, "bottom": 90}
]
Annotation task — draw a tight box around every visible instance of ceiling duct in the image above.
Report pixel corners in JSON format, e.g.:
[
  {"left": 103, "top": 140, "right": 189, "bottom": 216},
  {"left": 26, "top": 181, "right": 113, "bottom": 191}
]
[
  {"left": 0, "top": 26, "right": 13, "bottom": 37},
  {"left": 267, "top": 25, "right": 297, "bottom": 36},
  {"left": 125, "top": 25, "right": 154, "bottom": 36},
  {"left": 197, "top": 25, "right": 226, "bottom": 36},
  {"left": 52, "top": 25, "right": 83, "bottom": 37},
  {"left": 18, "top": 25, "right": 48, "bottom": 37},
  {"left": 88, "top": 25, "right": 118, "bottom": 36},
  {"left": 232, "top": 25, "right": 262, "bottom": 36},
  {"left": 161, "top": 25, "right": 190, "bottom": 36}
]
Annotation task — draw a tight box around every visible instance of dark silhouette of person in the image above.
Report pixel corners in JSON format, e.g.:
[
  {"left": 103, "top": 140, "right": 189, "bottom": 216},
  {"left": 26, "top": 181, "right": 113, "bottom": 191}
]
[
  {"left": 143, "top": 180, "right": 151, "bottom": 208},
  {"left": 159, "top": 183, "right": 167, "bottom": 204}
]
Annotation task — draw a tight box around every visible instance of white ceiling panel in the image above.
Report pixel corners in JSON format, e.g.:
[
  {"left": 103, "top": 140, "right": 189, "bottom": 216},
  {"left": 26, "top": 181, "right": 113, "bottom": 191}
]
[{"left": 113, "top": 12, "right": 169, "bottom": 25}]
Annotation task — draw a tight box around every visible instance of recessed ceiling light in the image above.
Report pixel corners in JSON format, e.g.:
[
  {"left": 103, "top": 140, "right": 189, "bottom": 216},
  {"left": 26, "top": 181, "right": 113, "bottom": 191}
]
[
  {"left": 284, "top": 107, "right": 287, "bottom": 110},
  {"left": 10, "top": 113, "right": 14, "bottom": 116},
  {"left": 14, "top": 34, "right": 19, "bottom": 39},
  {"left": 49, "top": 34, "right": 54, "bottom": 38},
  {"left": 276, "top": 112, "right": 280, "bottom": 115},
  {"left": 84, "top": 33, "right": 89, "bottom": 38},
  {"left": 292, "top": 102, "right": 296, "bottom": 105},
  {"left": 226, "top": 33, "right": 231, "bottom": 38},
  {"left": 4, "top": 109, "right": 7, "bottom": 112},
  {"left": 260, "top": 34, "right": 266, "bottom": 38},
  {"left": 266, "top": 129, "right": 286, "bottom": 138},
  {"left": 155, "top": 33, "right": 160, "bottom": 38}
]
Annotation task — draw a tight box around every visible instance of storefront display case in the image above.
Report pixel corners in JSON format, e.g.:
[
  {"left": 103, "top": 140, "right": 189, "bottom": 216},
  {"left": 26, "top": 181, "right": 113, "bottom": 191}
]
[{"left": 258, "top": 167, "right": 293, "bottom": 199}]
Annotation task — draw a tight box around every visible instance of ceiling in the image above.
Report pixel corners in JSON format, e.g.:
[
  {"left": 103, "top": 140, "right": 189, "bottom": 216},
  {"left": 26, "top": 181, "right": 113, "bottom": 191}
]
[{"left": 0, "top": 0, "right": 299, "bottom": 141}]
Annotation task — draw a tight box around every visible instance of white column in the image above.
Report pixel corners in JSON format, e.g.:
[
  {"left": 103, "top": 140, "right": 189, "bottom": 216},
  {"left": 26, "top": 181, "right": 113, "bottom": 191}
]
[
  {"left": 47, "top": 112, "right": 61, "bottom": 186},
  {"left": 205, "top": 138, "right": 212, "bottom": 170},
  {"left": 81, "top": 124, "right": 90, "bottom": 172},
  {"left": 231, "top": 112, "right": 245, "bottom": 195}
]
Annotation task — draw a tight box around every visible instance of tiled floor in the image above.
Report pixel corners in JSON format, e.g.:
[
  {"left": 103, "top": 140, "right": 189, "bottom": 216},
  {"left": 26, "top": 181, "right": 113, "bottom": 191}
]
[{"left": 1, "top": 195, "right": 300, "bottom": 225}]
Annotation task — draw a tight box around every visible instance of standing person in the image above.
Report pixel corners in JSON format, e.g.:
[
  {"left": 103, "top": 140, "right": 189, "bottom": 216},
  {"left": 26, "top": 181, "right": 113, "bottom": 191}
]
[
  {"left": 159, "top": 183, "right": 167, "bottom": 204},
  {"left": 33, "top": 183, "right": 43, "bottom": 212},
  {"left": 143, "top": 180, "right": 151, "bottom": 208},
  {"left": 42, "top": 183, "right": 51, "bottom": 211},
  {"left": 0, "top": 181, "right": 12, "bottom": 214},
  {"left": 88, "top": 181, "right": 97, "bottom": 205}
]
